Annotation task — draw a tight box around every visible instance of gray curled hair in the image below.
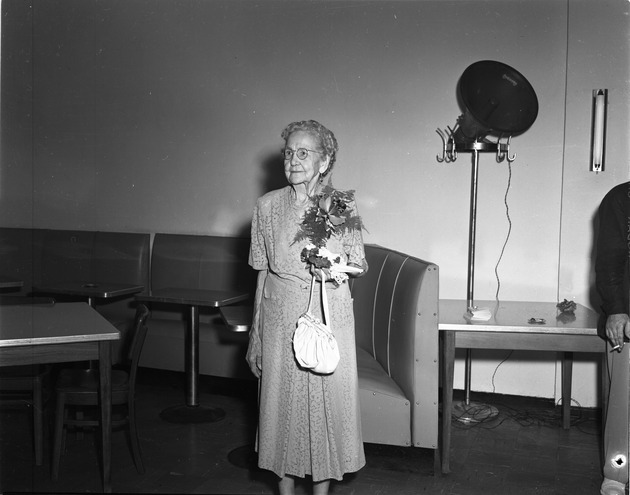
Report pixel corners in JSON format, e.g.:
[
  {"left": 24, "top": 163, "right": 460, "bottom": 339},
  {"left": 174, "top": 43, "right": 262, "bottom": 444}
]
[{"left": 281, "top": 120, "right": 339, "bottom": 177}]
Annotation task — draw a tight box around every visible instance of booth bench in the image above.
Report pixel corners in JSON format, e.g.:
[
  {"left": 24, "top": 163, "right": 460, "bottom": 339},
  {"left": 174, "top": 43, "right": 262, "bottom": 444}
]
[{"left": 352, "top": 245, "right": 439, "bottom": 456}]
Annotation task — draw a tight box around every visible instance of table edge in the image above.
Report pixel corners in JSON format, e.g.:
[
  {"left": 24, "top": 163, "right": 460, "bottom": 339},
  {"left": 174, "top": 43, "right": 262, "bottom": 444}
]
[{"left": 0, "top": 332, "right": 120, "bottom": 347}]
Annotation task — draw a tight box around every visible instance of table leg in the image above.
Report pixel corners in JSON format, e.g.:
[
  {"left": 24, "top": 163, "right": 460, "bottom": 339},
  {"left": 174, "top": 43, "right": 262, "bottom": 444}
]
[
  {"left": 441, "top": 330, "right": 455, "bottom": 474},
  {"left": 561, "top": 351, "right": 573, "bottom": 429},
  {"left": 159, "top": 304, "right": 226, "bottom": 424},
  {"left": 99, "top": 340, "right": 113, "bottom": 494},
  {"left": 187, "top": 304, "right": 199, "bottom": 407}
]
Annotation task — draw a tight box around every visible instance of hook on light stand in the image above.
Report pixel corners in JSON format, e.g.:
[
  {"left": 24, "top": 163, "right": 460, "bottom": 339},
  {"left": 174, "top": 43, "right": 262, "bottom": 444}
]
[
  {"left": 435, "top": 125, "right": 517, "bottom": 165},
  {"left": 436, "top": 127, "right": 457, "bottom": 163},
  {"left": 493, "top": 135, "right": 516, "bottom": 163}
]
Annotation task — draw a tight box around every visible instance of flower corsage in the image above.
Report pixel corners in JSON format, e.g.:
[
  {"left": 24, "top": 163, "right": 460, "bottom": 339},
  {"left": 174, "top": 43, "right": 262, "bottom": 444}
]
[{"left": 300, "top": 243, "right": 362, "bottom": 285}]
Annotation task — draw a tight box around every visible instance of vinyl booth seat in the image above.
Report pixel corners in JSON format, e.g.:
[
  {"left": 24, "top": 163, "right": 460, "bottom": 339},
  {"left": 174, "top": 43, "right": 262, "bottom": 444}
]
[{"left": 351, "top": 245, "right": 439, "bottom": 453}]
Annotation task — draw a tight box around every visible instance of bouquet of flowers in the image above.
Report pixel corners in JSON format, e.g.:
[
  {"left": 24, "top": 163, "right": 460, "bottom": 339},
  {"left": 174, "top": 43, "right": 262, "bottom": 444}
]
[{"left": 295, "top": 185, "right": 365, "bottom": 285}]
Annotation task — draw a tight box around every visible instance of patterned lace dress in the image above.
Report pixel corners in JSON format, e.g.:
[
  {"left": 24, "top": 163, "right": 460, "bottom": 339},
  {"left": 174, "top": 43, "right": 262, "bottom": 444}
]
[{"left": 248, "top": 185, "right": 366, "bottom": 482}]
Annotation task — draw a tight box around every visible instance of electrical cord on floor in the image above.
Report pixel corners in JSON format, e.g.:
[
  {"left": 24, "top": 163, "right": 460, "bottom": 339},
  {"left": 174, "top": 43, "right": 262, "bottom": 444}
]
[{"left": 452, "top": 395, "right": 599, "bottom": 434}]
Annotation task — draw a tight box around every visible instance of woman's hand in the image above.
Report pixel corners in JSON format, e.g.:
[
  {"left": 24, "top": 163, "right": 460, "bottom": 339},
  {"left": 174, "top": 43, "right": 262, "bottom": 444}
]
[
  {"left": 246, "top": 333, "right": 262, "bottom": 378},
  {"left": 310, "top": 266, "right": 331, "bottom": 281},
  {"left": 347, "top": 259, "right": 368, "bottom": 278},
  {"left": 246, "top": 349, "right": 262, "bottom": 379},
  {"left": 311, "top": 266, "right": 349, "bottom": 285}
]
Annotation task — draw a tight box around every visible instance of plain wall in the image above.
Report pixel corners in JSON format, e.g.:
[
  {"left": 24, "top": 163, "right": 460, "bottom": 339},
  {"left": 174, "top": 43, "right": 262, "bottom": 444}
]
[{"left": 2, "top": 0, "right": 629, "bottom": 406}]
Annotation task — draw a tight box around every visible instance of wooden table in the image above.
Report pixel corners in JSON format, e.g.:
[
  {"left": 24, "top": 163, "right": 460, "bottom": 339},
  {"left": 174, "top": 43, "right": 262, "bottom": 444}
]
[
  {"left": 136, "top": 288, "right": 249, "bottom": 423},
  {"left": 35, "top": 281, "right": 145, "bottom": 307},
  {"left": 0, "top": 302, "right": 120, "bottom": 492},
  {"left": 439, "top": 299, "right": 602, "bottom": 474}
]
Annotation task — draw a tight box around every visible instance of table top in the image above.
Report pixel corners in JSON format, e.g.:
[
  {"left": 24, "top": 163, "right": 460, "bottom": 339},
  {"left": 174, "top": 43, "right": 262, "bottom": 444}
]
[
  {"left": 136, "top": 288, "right": 249, "bottom": 307},
  {"left": 35, "top": 281, "right": 145, "bottom": 299},
  {"left": 0, "top": 277, "right": 24, "bottom": 289},
  {"left": 0, "top": 302, "right": 120, "bottom": 347},
  {"left": 439, "top": 299, "right": 600, "bottom": 335}
]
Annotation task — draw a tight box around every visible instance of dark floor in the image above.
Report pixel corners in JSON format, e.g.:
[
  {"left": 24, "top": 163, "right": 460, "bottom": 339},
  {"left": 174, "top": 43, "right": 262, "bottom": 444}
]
[{"left": 0, "top": 368, "right": 604, "bottom": 494}]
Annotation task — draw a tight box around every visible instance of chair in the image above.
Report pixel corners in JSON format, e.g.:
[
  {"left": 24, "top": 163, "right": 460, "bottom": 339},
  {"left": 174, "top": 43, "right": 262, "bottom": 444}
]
[
  {"left": 52, "top": 304, "right": 150, "bottom": 479},
  {"left": 0, "top": 296, "right": 56, "bottom": 466}
]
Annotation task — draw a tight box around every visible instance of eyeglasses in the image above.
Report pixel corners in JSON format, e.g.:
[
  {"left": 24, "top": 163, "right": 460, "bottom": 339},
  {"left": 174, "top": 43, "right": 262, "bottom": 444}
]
[{"left": 281, "top": 148, "right": 323, "bottom": 160}]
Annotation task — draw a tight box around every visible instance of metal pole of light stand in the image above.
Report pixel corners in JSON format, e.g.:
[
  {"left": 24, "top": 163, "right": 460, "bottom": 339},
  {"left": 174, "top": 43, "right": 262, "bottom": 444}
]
[
  {"left": 464, "top": 148, "right": 479, "bottom": 407},
  {"left": 453, "top": 142, "right": 499, "bottom": 423}
]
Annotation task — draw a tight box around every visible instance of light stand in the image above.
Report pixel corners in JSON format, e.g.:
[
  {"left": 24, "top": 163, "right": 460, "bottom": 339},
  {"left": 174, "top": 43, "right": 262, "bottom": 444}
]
[
  {"left": 437, "top": 135, "right": 514, "bottom": 423},
  {"left": 436, "top": 60, "right": 538, "bottom": 424}
]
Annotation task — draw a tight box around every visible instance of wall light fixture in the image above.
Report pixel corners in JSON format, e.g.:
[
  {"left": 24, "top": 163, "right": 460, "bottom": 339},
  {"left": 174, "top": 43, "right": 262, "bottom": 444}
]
[{"left": 590, "top": 89, "right": 608, "bottom": 173}]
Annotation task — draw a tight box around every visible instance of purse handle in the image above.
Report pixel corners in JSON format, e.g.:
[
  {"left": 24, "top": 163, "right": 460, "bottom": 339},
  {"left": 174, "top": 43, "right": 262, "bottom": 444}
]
[{"left": 306, "top": 270, "right": 330, "bottom": 328}]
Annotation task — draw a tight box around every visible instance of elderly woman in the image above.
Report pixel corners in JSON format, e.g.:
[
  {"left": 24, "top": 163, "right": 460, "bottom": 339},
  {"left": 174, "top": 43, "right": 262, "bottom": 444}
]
[{"left": 247, "top": 120, "right": 367, "bottom": 495}]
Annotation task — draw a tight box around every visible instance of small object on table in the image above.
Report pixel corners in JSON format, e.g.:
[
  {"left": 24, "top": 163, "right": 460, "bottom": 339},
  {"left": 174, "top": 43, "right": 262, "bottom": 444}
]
[
  {"left": 465, "top": 306, "right": 492, "bottom": 321},
  {"left": 528, "top": 317, "right": 546, "bottom": 325},
  {"left": 556, "top": 299, "right": 577, "bottom": 323},
  {"left": 556, "top": 299, "right": 577, "bottom": 314}
]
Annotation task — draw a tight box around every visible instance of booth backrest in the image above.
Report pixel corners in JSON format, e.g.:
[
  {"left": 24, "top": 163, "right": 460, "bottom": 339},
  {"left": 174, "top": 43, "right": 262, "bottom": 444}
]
[
  {"left": 350, "top": 244, "right": 439, "bottom": 448},
  {"left": 0, "top": 227, "right": 150, "bottom": 296},
  {"left": 150, "top": 233, "right": 256, "bottom": 294},
  {"left": 38, "top": 230, "right": 150, "bottom": 287},
  {"left": 0, "top": 228, "right": 40, "bottom": 292}
]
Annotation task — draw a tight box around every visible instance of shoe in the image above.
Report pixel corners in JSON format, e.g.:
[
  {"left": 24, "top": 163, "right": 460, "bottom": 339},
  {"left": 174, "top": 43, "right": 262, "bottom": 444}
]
[{"left": 601, "top": 478, "right": 626, "bottom": 495}]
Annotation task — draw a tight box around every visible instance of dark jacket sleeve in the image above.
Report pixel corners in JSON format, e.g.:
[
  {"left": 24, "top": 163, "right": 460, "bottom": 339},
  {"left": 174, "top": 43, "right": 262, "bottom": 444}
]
[{"left": 595, "top": 182, "right": 630, "bottom": 316}]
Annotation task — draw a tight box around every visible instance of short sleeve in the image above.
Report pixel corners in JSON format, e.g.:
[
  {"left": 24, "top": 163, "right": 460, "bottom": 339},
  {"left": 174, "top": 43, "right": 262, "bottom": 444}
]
[
  {"left": 343, "top": 198, "right": 366, "bottom": 266},
  {"left": 249, "top": 199, "right": 269, "bottom": 271}
]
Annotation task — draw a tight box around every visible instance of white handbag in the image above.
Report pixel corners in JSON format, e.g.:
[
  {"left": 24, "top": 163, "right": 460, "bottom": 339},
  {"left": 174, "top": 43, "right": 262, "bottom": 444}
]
[{"left": 293, "top": 270, "right": 340, "bottom": 374}]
